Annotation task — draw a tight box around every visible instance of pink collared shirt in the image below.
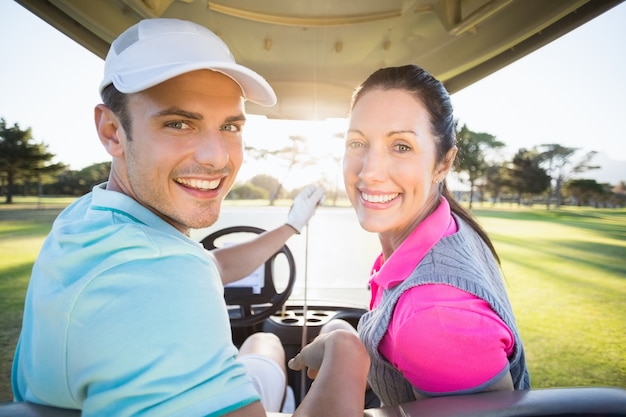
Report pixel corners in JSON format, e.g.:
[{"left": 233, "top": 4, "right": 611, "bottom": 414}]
[{"left": 369, "top": 198, "right": 514, "bottom": 394}]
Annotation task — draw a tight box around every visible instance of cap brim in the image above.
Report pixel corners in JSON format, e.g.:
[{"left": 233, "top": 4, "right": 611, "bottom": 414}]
[{"left": 103, "top": 61, "right": 277, "bottom": 106}]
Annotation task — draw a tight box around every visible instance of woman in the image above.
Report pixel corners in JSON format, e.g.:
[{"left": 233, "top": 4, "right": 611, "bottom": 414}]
[{"left": 291, "top": 65, "right": 530, "bottom": 406}]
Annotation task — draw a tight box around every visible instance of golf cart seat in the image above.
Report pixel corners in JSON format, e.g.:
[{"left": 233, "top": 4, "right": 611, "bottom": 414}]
[
  {"left": 364, "top": 387, "right": 626, "bottom": 417},
  {"left": 0, "top": 401, "right": 79, "bottom": 416},
  {"left": 1, "top": 387, "right": 625, "bottom": 416}
]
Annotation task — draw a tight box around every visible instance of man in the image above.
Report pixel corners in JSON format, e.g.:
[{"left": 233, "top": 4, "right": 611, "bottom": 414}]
[{"left": 12, "top": 18, "right": 369, "bottom": 416}]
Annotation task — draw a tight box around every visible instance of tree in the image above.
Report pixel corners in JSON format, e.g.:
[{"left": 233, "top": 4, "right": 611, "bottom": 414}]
[
  {"left": 0, "top": 118, "right": 63, "bottom": 203},
  {"left": 227, "top": 183, "right": 268, "bottom": 200},
  {"left": 455, "top": 124, "right": 505, "bottom": 209},
  {"left": 563, "top": 178, "right": 605, "bottom": 206},
  {"left": 245, "top": 135, "right": 315, "bottom": 205},
  {"left": 44, "top": 162, "right": 111, "bottom": 195},
  {"left": 507, "top": 148, "right": 551, "bottom": 206},
  {"left": 75, "top": 162, "right": 111, "bottom": 193},
  {"left": 613, "top": 181, "right": 626, "bottom": 196},
  {"left": 249, "top": 174, "right": 282, "bottom": 202},
  {"left": 484, "top": 163, "right": 509, "bottom": 206},
  {"left": 608, "top": 182, "right": 626, "bottom": 208},
  {"left": 538, "top": 144, "right": 599, "bottom": 209}
]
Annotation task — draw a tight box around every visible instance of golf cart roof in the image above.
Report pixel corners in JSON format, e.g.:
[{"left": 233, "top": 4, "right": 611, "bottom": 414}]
[{"left": 14, "top": 0, "right": 624, "bottom": 120}]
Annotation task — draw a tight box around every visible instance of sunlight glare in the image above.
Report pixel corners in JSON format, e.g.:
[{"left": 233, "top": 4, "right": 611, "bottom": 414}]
[{"left": 240, "top": 116, "right": 348, "bottom": 191}]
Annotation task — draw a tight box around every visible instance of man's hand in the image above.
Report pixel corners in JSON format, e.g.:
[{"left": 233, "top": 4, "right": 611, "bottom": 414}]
[
  {"left": 288, "top": 329, "right": 368, "bottom": 380},
  {"left": 289, "top": 329, "right": 370, "bottom": 416},
  {"left": 286, "top": 185, "right": 325, "bottom": 234},
  {"left": 287, "top": 331, "right": 330, "bottom": 379}
]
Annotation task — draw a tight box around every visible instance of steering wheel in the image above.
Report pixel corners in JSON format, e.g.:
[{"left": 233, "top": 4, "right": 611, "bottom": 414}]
[{"left": 200, "top": 226, "right": 296, "bottom": 328}]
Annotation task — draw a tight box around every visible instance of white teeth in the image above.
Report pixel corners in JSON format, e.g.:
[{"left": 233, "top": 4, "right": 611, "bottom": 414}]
[
  {"left": 361, "top": 192, "right": 398, "bottom": 203},
  {"left": 176, "top": 178, "right": 220, "bottom": 191}
]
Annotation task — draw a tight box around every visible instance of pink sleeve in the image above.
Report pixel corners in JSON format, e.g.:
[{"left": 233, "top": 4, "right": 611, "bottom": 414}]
[{"left": 378, "top": 284, "right": 515, "bottom": 394}]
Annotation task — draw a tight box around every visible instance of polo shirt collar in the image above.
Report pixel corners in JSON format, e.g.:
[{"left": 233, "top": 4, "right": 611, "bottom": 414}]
[
  {"left": 370, "top": 197, "right": 455, "bottom": 290},
  {"left": 91, "top": 183, "right": 185, "bottom": 237}
]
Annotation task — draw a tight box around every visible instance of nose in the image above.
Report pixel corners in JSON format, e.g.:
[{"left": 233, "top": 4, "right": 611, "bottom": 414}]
[
  {"left": 195, "top": 129, "right": 230, "bottom": 169},
  {"left": 358, "top": 147, "right": 388, "bottom": 183}
]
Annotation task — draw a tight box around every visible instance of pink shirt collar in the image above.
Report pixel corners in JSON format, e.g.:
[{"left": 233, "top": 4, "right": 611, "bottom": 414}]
[{"left": 369, "top": 197, "right": 457, "bottom": 309}]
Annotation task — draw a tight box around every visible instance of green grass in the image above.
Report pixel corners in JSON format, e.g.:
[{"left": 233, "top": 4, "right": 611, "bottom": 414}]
[
  {"left": 0, "top": 197, "right": 70, "bottom": 401},
  {"left": 474, "top": 205, "right": 626, "bottom": 388},
  {"left": 1, "top": 198, "right": 624, "bottom": 401}
]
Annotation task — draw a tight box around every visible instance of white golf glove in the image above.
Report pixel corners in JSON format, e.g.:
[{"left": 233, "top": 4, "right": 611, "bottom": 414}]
[{"left": 287, "top": 184, "right": 326, "bottom": 233}]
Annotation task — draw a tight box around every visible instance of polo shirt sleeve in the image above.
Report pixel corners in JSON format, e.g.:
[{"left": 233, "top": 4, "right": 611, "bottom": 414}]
[
  {"left": 379, "top": 284, "right": 514, "bottom": 395},
  {"left": 66, "top": 252, "right": 260, "bottom": 416}
]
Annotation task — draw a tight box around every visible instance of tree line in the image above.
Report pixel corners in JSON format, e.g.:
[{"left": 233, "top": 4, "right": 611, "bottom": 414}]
[
  {"left": 1, "top": 117, "right": 624, "bottom": 208},
  {"left": 454, "top": 124, "right": 625, "bottom": 209}
]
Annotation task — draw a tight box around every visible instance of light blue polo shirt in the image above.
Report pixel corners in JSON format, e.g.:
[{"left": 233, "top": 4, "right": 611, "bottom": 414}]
[{"left": 12, "top": 184, "right": 260, "bottom": 416}]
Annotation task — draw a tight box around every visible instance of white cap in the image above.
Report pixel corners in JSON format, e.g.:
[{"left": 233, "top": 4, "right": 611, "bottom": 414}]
[{"left": 99, "top": 18, "right": 276, "bottom": 106}]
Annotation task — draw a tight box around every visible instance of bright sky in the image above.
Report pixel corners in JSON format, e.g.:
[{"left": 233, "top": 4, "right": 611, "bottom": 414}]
[{"left": 1, "top": 1, "right": 625, "bottom": 189}]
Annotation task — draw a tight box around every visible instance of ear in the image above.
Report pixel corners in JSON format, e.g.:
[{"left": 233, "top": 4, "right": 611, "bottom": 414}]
[
  {"left": 434, "top": 146, "right": 458, "bottom": 181},
  {"left": 94, "top": 104, "right": 126, "bottom": 158}
]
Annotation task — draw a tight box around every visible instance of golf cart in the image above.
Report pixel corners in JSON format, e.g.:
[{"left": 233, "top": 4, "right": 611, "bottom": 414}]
[
  {"left": 4, "top": 0, "right": 626, "bottom": 415},
  {"left": 2, "top": 224, "right": 625, "bottom": 416}
]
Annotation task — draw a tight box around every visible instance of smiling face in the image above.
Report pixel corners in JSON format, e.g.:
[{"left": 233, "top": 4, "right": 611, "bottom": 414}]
[
  {"left": 95, "top": 70, "right": 246, "bottom": 234},
  {"left": 343, "top": 88, "right": 451, "bottom": 251}
]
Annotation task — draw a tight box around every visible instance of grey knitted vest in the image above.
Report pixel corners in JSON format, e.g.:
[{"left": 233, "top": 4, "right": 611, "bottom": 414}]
[{"left": 358, "top": 215, "right": 530, "bottom": 406}]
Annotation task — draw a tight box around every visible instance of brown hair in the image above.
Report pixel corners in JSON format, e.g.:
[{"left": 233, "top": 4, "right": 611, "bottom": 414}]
[{"left": 100, "top": 83, "right": 133, "bottom": 140}]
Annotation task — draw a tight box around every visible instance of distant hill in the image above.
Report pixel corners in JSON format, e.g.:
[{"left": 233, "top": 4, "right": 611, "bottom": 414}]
[{"left": 576, "top": 151, "right": 625, "bottom": 185}]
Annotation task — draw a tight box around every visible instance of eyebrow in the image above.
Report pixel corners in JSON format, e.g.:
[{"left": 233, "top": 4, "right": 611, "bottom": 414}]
[
  {"left": 152, "top": 107, "right": 247, "bottom": 124},
  {"left": 346, "top": 128, "right": 417, "bottom": 137},
  {"left": 389, "top": 130, "right": 418, "bottom": 138},
  {"left": 224, "top": 114, "right": 247, "bottom": 124},
  {"left": 153, "top": 107, "right": 203, "bottom": 120}
]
